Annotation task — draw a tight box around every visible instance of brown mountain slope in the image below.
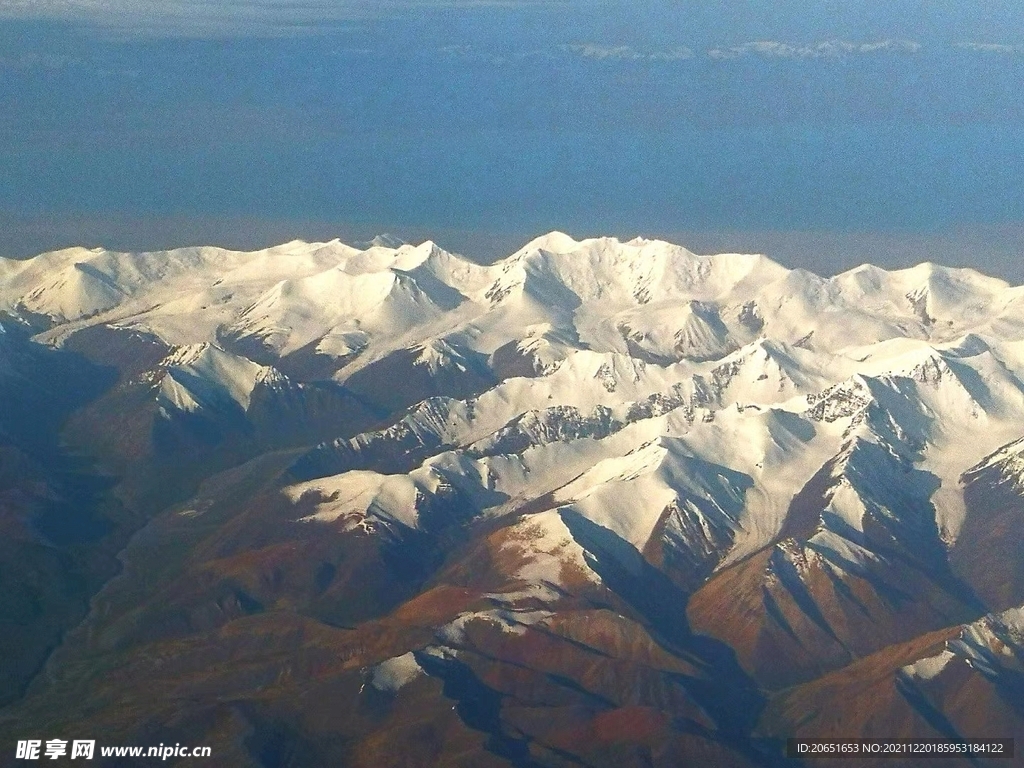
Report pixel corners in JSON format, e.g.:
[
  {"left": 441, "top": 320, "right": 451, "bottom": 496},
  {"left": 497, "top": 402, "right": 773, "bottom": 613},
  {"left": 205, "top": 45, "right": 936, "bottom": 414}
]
[{"left": 758, "top": 605, "right": 1024, "bottom": 767}]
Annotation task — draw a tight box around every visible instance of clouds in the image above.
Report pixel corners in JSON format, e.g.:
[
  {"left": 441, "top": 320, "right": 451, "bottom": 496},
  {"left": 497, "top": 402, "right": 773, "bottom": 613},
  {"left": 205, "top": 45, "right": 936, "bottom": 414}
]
[
  {"left": 0, "top": 0, "right": 1020, "bottom": 64},
  {"left": 2, "top": 1, "right": 1022, "bottom": 260},
  {"left": 956, "top": 41, "right": 1024, "bottom": 55},
  {"left": 558, "top": 37, "right": 1024, "bottom": 65},
  {"left": 565, "top": 44, "right": 694, "bottom": 62},
  {"left": 707, "top": 39, "right": 921, "bottom": 60},
  {"left": 433, "top": 38, "right": 926, "bottom": 67},
  {"left": 555, "top": 38, "right": 928, "bottom": 65}
]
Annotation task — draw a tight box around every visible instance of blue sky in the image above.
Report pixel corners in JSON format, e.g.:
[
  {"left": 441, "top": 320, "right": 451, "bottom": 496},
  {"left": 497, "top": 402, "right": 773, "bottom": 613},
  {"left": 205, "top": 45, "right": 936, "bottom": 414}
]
[{"left": 2, "top": 1, "right": 1024, "bottom": 276}]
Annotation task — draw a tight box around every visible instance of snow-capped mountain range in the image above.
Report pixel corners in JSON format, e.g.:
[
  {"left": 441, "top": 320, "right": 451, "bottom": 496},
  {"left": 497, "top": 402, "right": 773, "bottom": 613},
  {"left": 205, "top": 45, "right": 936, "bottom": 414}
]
[
  {"left": 3, "top": 233, "right": 1024, "bottom": 766},
  {"left": 5, "top": 233, "right": 1023, "bottom": 555}
]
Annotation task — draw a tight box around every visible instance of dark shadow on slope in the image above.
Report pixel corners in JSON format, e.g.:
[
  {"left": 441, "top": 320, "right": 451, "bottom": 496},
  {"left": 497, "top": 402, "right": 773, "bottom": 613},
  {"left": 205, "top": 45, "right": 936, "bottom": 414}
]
[
  {"left": 343, "top": 342, "right": 496, "bottom": 415},
  {"left": 490, "top": 339, "right": 550, "bottom": 380},
  {"left": 397, "top": 263, "right": 467, "bottom": 311},
  {"left": 818, "top": 560, "right": 872, "bottom": 618},
  {"left": 992, "top": 669, "right": 1024, "bottom": 719},
  {"left": 954, "top": 463, "right": 1024, "bottom": 611},
  {"left": 767, "top": 547, "right": 841, "bottom": 644},
  {"left": 785, "top": 437, "right": 985, "bottom": 620},
  {"left": 278, "top": 336, "right": 363, "bottom": 381},
  {"left": 762, "top": 587, "right": 803, "bottom": 644},
  {"left": 944, "top": 357, "right": 994, "bottom": 411},
  {"left": 653, "top": 459, "right": 753, "bottom": 591},
  {"left": 413, "top": 650, "right": 540, "bottom": 768},
  {"left": 776, "top": 455, "right": 841, "bottom": 544},
  {"left": 32, "top": 461, "right": 118, "bottom": 546},
  {"left": 378, "top": 525, "right": 450, "bottom": 589},
  {"left": 214, "top": 325, "right": 283, "bottom": 368},
  {"left": 0, "top": 324, "right": 124, "bottom": 710},
  {"left": 247, "top": 375, "right": 381, "bottom": 450},
  {"left": 233, "top": 705, "right": 331, "bottom": 768},
  {"left": 0, "top": 321, "right": 118, "bottom": 454},
  {"left": 557, "top": 510, "right": 786, "bottom": 765},
  {"left": 286, "top": 426, "right": 451, "bottom": 483},
  {"left": 415, "top": 482, "right": 508, "bottom": 536},
  {"left": 894, "top": 671, "right": 968, "bottom": 743},
  {"left": 558, "top": 509, "right": 692, "bottom": 643},
  {"left": 0, "top": 323, "right": 121, "bottom": 547},
  {"left": 152, "top": 405, "right": 249, "bottom": 453}
]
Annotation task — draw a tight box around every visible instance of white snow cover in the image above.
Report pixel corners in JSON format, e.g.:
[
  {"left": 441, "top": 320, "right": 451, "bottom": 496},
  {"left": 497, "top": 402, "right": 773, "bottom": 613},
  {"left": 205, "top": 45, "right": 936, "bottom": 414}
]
[
  {"left": 967, "top": 436, "right": 1024, "bottom": 491},
  {"left": 286, "top": 471, "right": 422, "bottom": 532},
  {"left": 156, "top": 343, "right": 269, "bottom": 414},
  {"left": 10, "top": 232, "right": 1024, "bottom": 594},
  {"left": 368, "top": 652, "right": 424, "bottom": 693},
  {"left": 503, "top": 510, "right": 598, "bottom": 587},
  {"left": 902, "top": 649, "right": 956, "bottom": 681},
  {"left": 950, "top": 606, "right": 1024, "bottom": 675},
  {"left": 436, "top": 608, "right": 553, "bottom": 644},
  {"left": 903, "top": 604, "right": 1024, "bottom": 683}
]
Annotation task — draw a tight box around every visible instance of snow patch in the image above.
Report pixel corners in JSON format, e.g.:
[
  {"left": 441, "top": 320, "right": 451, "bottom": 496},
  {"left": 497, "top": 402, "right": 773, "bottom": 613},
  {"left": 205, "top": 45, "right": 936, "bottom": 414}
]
[
  {"left": 286, "top": 471, "right": 421, "bottom": 531},
  {"left": 902, "top": 649, "right": 955, "bottom": 681},
  {"left": 436, "top": 608, "right": 552, "bottom": 644},
  {"left": 368, "top": 652, "right": 424, "bottom": 692}
]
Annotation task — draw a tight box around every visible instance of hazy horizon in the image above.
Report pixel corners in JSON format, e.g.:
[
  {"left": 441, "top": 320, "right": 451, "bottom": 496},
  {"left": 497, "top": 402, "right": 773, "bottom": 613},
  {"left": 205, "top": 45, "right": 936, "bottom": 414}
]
[{"left": 3, "top": 1, "right": 1023, "bottom": 278}]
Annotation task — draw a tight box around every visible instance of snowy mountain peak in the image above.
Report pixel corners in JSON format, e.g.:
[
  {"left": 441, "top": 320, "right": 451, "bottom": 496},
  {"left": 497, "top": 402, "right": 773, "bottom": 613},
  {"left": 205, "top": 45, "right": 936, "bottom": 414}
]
[
  {"left": 364, "top": 233, "right": 407, "bottom": 249},
  {"left": 512, "top": 230, "right": 582, "bottom": 257},
  {"left": 413, "top": 339, "right": 471, "bottom": 374},
  {"left": 156, "top": 342, "right": 271, "bottom": 413},
  {"left": 966, "top": 435, "right": 1024, "bottom": 489},
  {"left": 913, "top": 604, "right": 1024, "bottom": 682}
]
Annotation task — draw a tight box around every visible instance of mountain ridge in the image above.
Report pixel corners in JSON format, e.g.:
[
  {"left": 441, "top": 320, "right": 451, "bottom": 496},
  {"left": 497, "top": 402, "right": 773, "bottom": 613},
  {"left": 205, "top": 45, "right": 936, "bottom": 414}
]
[{"left": 2, "top": 232, "right": 1023, "bottom": 766}]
